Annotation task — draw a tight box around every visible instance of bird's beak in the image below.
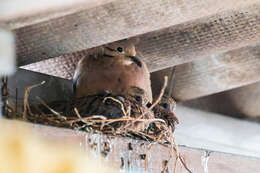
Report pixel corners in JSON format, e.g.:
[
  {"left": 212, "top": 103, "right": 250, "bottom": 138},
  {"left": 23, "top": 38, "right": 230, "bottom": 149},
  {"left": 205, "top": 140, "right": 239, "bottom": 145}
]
[{"left": 128, "top": 56, "right": 142, "bottom": 68}]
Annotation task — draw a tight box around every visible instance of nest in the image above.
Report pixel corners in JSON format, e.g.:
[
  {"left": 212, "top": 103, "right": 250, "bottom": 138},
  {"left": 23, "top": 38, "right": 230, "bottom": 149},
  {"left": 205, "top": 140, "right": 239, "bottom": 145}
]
[{"left": 5, "top": 77, "right": 192, "bottom": 173}]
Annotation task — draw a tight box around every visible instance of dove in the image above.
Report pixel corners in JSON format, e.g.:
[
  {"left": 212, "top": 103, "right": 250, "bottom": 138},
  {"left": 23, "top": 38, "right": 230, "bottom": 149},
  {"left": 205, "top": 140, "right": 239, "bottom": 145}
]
[{"left": 73, "top": 41, "right": 153, "bottom": 103}]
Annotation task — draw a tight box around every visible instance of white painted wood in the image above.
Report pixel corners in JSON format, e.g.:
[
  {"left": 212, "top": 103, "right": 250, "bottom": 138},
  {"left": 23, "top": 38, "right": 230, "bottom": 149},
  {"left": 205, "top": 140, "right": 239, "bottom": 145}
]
[
  {"left": 175, "top": 105, "right": 260, "bottom": 158},
  {"left": 0, "top": 28, "right": 15, "bottom": 75},
  {"left": 0, "top": 0, "right": 114, "bottom": 22}
]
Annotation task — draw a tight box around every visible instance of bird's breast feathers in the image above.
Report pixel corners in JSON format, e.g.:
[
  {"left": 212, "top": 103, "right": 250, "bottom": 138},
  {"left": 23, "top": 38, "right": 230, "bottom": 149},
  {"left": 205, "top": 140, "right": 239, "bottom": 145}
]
[{"left": 120, "top": 59, "right": 134, "bottom": 66}]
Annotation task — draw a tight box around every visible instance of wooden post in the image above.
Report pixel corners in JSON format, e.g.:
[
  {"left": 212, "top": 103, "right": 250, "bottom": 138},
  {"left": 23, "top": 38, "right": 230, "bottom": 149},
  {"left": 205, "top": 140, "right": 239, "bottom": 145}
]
[{"left": 0, "top": 27, "right": 15, "bottom": 117}]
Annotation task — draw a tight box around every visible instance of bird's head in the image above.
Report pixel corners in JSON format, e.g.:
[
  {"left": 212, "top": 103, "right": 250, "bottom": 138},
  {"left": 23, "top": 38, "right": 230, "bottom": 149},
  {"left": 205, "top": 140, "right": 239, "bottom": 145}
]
[
  {"left": 104, "top": 42, "right": 136, "bottom": 56},
  {"left": 159, "top": 95, "right": 176, "bottom": 112},
  {"left": 103, "top": 42, "right": 142, "bottom": 67},
  {"left": 126, "top": 86, "right": 150, "bottom": 106}
]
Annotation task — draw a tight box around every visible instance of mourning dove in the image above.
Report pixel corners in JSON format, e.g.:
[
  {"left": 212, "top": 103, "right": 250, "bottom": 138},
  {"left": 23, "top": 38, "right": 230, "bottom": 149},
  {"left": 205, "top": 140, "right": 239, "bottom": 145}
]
[
  {"left": 73, "top": 41, "right": 153, "bottom": 103},
  {"left": 159, "top": 95, "right": 176, "bottom": 112},
  {"left": 154, "top": 96, "right": 179, "bottom": 131},
  {"left": 126, "top": 86, "right": 151, "bottom": 106}
]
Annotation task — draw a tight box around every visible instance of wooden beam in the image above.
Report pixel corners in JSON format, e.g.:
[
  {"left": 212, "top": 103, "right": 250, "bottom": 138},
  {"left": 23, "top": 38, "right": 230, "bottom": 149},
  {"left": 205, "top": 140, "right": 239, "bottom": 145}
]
[
  {"left": 183, "top": 81, "right": 260, "bottom": 118},
  {"left": 21, "top": 3, "right": 260, "bottom": 76},
  {"left": 7, "top": 111, "right": 260, "bottom": 173},
  {"left": 151, "top": 44, "right": 260, "bottom": 101},
  {"left": 21, "top": 50, "right": 86, "bottom": 79},
  {"left": 0, "top": 0, "right": 114, "bottom": 22},
  {"left": 0, "top": 27, "right": 15, "bottom": 117},
  {"left": 0, "top": 119, "right": 116, "bottom": 173},
  {"left": 0, "top": 28, "right": 15, "bottom": 75},
  {"left": 175, "top": 105, "right": 260, "bottom": 158},
  {"left": 221, "top": 82, "right": 260, "bottom": 118},
  {"left": 3, "top": 0, "right": 256, "bottom": 29},
  {"left": 33, "top": 117, "right": 260, "bottom": 172},
  {"left": 5, "top": 69, "right": 72, "bottom": 105},
  {"left": 16, "top": 1, "right": 260, "bottom": 66},
  {"left": 139, "top": 4, "right": 260, "bottom": 72}
]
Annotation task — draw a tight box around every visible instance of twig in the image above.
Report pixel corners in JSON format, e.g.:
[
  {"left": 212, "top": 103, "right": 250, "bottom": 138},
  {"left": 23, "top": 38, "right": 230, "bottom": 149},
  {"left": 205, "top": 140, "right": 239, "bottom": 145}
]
[
  {"left": 170, "top": 132, "right": 192, "bottom": 173},
  {"left": 127, "top": 130, "right": 157, "bottom": 141},
  {"left": 23, "top": 81, "right": 45, "bottom": 120},
  {"left": 74, "top": 107, "right": 82, "bottom": 118},
  {"left": 69, "top": 117, "right": 165, "bottom": 126},
  {"left": 36, "top": 96, "right": 66, "bottom": 121},
  {"left": 179, "top": 155, "right": 192, "bottom": 173},
  {"left": 149, "top": 76, "right": 168, "bottom": 111}
]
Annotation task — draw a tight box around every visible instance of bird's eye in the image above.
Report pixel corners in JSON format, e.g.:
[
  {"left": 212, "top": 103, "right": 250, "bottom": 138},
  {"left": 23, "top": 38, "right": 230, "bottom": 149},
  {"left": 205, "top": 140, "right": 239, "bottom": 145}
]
[
  {"left": 117, "top": 47, "right": 123, "bottom": 52},
  {"left": 135, "top": 96, "right": 142, "bottom": 104},
  {"left": 146, "top": 102, "right": 152, "bottom": 108},
  {"left": 162, "top": 103, "right": 169, "bottom": 109}
]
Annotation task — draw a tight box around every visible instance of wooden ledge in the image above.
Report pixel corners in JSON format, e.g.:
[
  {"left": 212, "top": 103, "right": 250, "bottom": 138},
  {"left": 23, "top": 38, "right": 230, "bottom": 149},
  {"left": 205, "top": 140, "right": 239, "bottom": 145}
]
[{"left": 2, "top": 117, "right": 258, "bottom": 173}]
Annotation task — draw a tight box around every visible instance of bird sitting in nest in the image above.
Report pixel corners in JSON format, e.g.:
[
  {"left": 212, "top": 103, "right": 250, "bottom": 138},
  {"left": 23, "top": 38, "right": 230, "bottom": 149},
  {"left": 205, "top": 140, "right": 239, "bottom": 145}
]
[
  {"left": 73, "top": 41, "right": 152, "bottom": 102},
  {"left": 72, "top": 41, "right": 153, "bottom": 118},
  {"left": 72, "top": 40, "right": 178, "bottom": 132}
]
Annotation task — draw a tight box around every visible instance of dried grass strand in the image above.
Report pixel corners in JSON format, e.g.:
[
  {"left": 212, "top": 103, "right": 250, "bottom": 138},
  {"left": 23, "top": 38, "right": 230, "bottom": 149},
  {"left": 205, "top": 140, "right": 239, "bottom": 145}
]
[
  {"left": 23, "top": 81, "right": 45, "bottom": 119},
  {"left": 37, "top": 96, "right": 66, "bottom": 120}
]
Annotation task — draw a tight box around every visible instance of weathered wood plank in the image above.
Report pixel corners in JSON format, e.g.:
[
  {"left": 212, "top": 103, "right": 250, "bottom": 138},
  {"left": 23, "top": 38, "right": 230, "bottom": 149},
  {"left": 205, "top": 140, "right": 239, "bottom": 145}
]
[
  {"left": 5, "top": 0, "right": 256, "bottom": 29},
  {"left": 5, "top": 69, "right": 72, "bottom": 105},
  {"left": 0, "top": 28, "right": 15, "bottom": 75},
  {"left": 35, "top": 120, "right": 260, "bottom": 172},
  {"left": 0, "top": 27, "right": 15, "bottom": 117},
  {"left": 220, "top": 82, "right": 260, "bottom": 118},
  {"left": 0, "top": 0, "right": 114, "bottom": 22},
  {"left": 8, "top": 106, "right": 260, "bottom": 173},
  {"left": 151, "top": 44, "right": 260, "bottom": 101},
  {"left": 175, "top": 105, "right": 260, "bottom": 158},
  {"left": 16, "top": 1, "right": 260, "bottom": 66},
  {"left": 182, "top": 81, "right": 260, "bottom": 118},
  {"left": 21, "top": 4, "right": 260, "bottom": 78},
  {"left": 139, "top": 4, "right": 260, "bottom": 72}
]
